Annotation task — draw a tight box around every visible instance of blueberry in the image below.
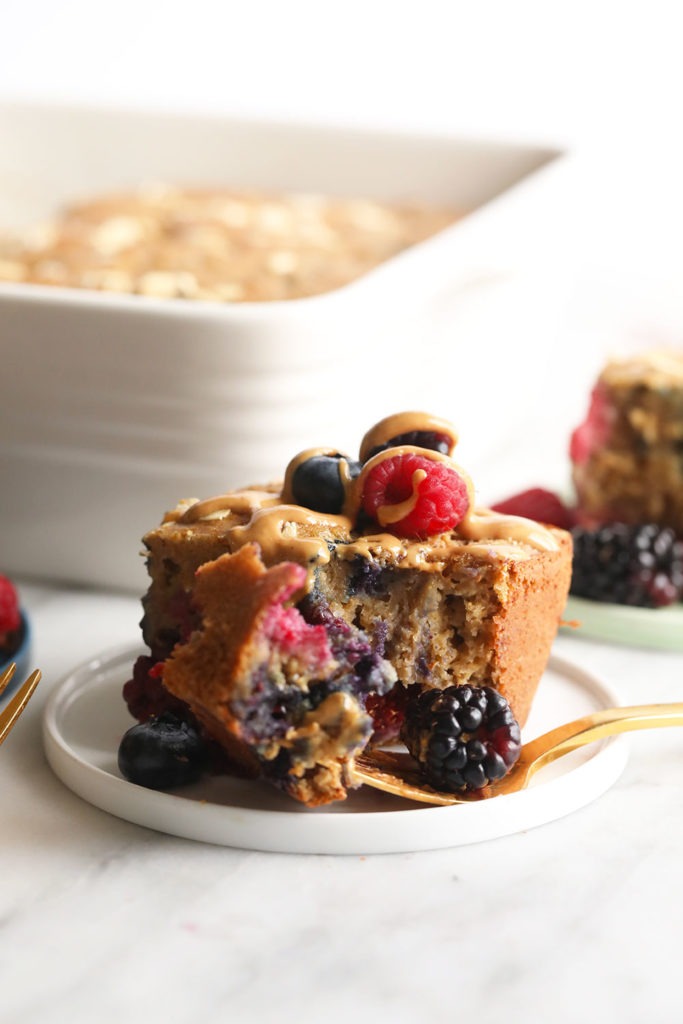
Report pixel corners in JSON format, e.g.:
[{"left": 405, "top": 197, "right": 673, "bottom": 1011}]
[
  {"left": 291, "top": 454, "right": 360, "bottom": 514},
  {"left": 117, "top": 712, "right": 206, "bottom": 790}
]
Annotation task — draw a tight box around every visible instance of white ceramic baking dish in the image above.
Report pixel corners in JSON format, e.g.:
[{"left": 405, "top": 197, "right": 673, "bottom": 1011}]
[{"left": 0, "top": 101, "right": 572, "bottom": 592}]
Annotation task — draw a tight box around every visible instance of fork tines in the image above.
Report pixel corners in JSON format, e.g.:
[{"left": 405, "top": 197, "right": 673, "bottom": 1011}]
[{"left": 0, "top": 669, "right": 42, "bottom": 745}]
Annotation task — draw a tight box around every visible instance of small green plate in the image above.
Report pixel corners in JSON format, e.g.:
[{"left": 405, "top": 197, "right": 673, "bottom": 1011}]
[{"left": 562, "top": 595, "right": 683, "bottom": 651}]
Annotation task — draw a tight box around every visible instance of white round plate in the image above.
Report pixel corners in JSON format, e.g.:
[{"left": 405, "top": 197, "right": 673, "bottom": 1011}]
[
  {"left": 563, "top": 595, "right": 683, "bottom": 651},
  {"left": 42, "top": 645, "right": 628, "bottom": 855}
]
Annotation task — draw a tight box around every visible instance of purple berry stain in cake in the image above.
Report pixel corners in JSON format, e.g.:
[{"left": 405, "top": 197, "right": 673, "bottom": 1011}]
[
  {"left": 221, "top": 577, "right": 396, "bottom": 781},
  {"left": 346, "top": 555, "right": 390, "bottom": 598},
  {"left": 123, "top": 655, "right": 191, "bottom": 723}
]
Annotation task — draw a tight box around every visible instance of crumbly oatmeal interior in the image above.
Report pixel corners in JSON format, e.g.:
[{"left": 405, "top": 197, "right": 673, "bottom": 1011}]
[
  {"left": 141, "top": 486, "right": 571, "bottom": 734},
  {"left": 0, "top": 185, "right": 460, "bottom": 302}
]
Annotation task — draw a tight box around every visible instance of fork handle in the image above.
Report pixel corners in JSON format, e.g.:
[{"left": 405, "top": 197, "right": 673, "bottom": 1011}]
[{"left": 524, "top": 702, "right": 683, "bottom": 773}]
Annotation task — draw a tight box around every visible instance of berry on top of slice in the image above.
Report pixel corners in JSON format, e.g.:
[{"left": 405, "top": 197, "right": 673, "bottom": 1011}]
[
  {"left": 359, "top": 412, "right": 458, "bottom": 463},
  {"left": 288, "top": 451, "right": 361, "bottom": 515},
  {"left": 402, "top": 684, "right": 522, "bottom": 793},
  {"left": 491, "top": 487, "right": 576, "bottom": 531},
  {"left": 361, "top": 451, "right": 470, "bottom": 539},
  {"left": 0, "top": 574, "right": 21, "bottom": 649},
  {"left": 364, "top": 429, "right": 454, "bottom": 462}
]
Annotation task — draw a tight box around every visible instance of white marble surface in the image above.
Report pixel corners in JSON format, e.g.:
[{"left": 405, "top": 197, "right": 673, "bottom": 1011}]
[{"left": 2, "top": 578, "right": 682, "bottom": 1024}]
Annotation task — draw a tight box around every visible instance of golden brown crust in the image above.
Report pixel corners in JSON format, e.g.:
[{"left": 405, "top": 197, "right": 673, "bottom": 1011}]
[
  {"left": 487, "top": 530, "right": 573, "bottom": 724},
  {"left": 160, "top": 544, "right": 371, "bottom": 805},
  {"left": 161, "top": 544, "right": 306, "bottom": 743}
]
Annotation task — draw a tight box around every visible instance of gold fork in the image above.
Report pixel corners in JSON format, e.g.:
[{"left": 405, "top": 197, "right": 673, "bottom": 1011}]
[
  {"left": 353, "top": 702, "right": 683, "bottom": 805},
  {"left": 0, "top": 664, "right": 42, "bottom": 745}
]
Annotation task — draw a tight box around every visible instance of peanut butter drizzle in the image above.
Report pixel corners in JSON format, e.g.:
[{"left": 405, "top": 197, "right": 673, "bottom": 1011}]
[
  {"left": 230, "top": 505, "right": 349, "bottom": 567},
  {"left": 178, "top": 489, "right": 281, "bottom": 523},
  {"left": 282, "top": 692, "right": 372, "bottom": 766},
  {"left": 458, "top": 509, "right": 559, "bottom": 552},
  {"left": 340, "top": 531, "right": 541, "bottom": 568},
  {"left": 377, "top": 469, "right": 427, "bottom": 526},
  {"left": 175, "top": 489, "right": 557, "bottom": 573},
  {"left": 173, "top": 413, "right": 559, "bottom": 579}
]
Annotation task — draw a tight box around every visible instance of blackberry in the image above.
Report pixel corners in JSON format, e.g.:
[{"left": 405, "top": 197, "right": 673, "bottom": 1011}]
[
  {"left": 366, "top": 683, "right": 408, "bottom": 745},
  {"left": 401, "top": 685, "right": 521, "bottom": 792},
  {"left": 570, "top": 522, "right": 683, "bottom": 608},
  {"left": 365, "top": 429, "right": 452, "bottom": 461}
]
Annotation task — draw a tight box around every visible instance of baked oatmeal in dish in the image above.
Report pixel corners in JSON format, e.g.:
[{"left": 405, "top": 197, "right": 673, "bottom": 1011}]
[
  {"left": 119, "top": 412, "right": 572, "bottom": 806},
  {"left": 0, "top": 186, "right": 460, "bottom": 302}
]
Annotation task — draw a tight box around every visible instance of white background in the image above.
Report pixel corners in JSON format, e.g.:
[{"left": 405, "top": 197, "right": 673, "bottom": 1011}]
[
  {"left": 1, "top": 0, "right": 680, "bottom": 151},
  {"left": 3, "top": 0, "right": 683, "bottom": 486},
  {"left": 3, "top": 0, "right": 682, "bottom": 285}
]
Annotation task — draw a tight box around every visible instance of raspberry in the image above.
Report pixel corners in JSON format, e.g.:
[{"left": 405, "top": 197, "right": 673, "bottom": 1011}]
[
  {"left": 123, "top": 655, "right": 191, "bottom": 722},
  {"left": 366, "top": 683, "right": 407, "bottom": 744},
  {"left": 0, "top": 574, "right": 21, "bottom": 637},
  {"left": 570, "top": 383, "right": 612, "bottom": 466},
  {"left": 570, "top": 522, "right": 683, "bottom": 608},
  {"left": 362, "top": 453, "right": 469, "bottom": 538},
  {"left": 402, "top": 684, "right": 522, "bottom": 792},
  {"left": 263, "top": 602, "right": 333, "bottom": 671},
  {"left": 491, "top": 487, "right": 576, "bottom": 530}
]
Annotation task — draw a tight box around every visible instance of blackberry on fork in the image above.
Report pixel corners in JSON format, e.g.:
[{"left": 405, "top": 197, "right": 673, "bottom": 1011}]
[{"left": 401, "top": 684, "right": 522, "bottom": 792}]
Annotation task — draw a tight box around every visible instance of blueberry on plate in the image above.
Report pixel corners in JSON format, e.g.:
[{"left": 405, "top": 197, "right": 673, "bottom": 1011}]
[{"left": 118, "top": 712, "right": 206, "bottom": 790}]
